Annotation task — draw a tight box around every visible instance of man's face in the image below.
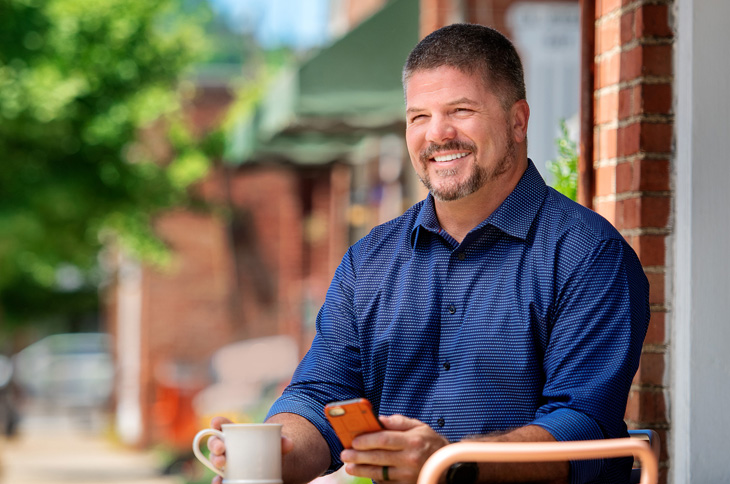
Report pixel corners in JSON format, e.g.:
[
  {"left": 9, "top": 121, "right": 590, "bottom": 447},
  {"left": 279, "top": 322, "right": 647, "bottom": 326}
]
[{"left": 405, "top": 66, "right": 519, "bottom": 202}]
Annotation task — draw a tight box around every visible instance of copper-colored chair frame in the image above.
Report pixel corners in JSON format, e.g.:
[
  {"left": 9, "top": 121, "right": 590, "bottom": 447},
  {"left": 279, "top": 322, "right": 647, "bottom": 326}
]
[{"left": 417, "top": 436, "right": 659, "bottom": 484}]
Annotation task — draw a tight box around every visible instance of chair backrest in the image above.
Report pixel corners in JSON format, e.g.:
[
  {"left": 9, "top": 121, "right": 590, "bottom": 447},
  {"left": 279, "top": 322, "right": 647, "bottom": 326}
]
[{"left": 417, "top": 438, "right": 659, "bottom": 484}]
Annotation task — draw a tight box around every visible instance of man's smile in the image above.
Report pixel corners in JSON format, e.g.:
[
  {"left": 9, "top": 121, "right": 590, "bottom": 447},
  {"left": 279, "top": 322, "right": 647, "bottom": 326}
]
[
  {"left": 419, "top": 140, "right": 477, "bottom": 164},
  {"left": 432, "top": 152, "right": 470, "bottom": 162}
]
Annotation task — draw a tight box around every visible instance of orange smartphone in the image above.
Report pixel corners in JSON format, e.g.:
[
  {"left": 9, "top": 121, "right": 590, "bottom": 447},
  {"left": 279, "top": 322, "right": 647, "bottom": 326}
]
[{"left": 324, "top": 398, "right": 384, "bottom": 448}]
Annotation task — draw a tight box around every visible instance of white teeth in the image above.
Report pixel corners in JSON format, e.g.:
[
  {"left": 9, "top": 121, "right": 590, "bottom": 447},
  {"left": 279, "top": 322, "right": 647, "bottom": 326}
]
[{"left": 433, "top": 152, "right": 469, "bottom": 162}]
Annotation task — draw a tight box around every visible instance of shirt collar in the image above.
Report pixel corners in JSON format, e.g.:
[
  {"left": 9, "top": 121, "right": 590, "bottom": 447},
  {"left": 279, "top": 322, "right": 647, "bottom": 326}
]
[
  {"left": 411, "top": 195, "right": 441, "bottom": 248},
  {"left": 410, "top": 159, "right": 548, "bottom": 248}
]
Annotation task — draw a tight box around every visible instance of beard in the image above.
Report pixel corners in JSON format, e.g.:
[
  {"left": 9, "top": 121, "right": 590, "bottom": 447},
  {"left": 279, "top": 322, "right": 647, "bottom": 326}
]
[{"left": 417, "top": 131, "right": 517, "bottom": 202}]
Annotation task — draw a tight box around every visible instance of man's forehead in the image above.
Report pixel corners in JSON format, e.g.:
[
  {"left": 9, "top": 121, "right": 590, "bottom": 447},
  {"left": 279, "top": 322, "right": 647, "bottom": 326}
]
[
  {"left": 404, "top": 67, "right": 494, "bottom": 107},
  {"left": 405, "top": 65, "right": 491, "bottom": 91},
  {"left": 406, "top": 64, "right": 475, "bottom": 83}
]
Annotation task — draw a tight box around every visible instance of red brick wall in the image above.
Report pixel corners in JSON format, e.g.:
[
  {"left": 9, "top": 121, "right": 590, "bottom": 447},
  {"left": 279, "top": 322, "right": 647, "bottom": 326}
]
[
  {"left": 219, "top": 166, "right": 305, "bottom": 340},
  {"left": 467, "top": 0, "right": 545, "bottom": 36},
  {"left": 592, "top": 0, "right": 672, "bottom": 481},
  {"left": 420, "top": 0, "right": 454, "bottom": 35},
  {"left": 129, "top": 161, "right": 350, "bottom": 446},
  {"left": 142, "top": 209, "right": 235, "bottom": 446},
  {"left": 421, "top": 0, "right": 579, "bottom": 38},
  {"left": 106, "top": 80, "right": 352, "bottom": 446}
]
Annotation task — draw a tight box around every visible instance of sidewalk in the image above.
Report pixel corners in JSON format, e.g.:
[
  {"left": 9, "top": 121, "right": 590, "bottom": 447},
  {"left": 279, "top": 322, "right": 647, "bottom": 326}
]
[{"left": 0, "top": 412, "right": 183, "bottom": 484}]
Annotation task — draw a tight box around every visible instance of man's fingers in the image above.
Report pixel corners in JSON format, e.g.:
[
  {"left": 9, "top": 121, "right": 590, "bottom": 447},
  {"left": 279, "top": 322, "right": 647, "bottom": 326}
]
[
  {"left": 350, "top": 414, "right": 439, "bottom": 451},
  {"left": 342, "top": 416, "right": 447, "bottom": 484},
  {"left": 205, "top": 434, "right": 226, "bottom": 469},
  {"left": 207, "top": 416, "right": 232, "bottom": 464},
  {"left": 210, "top": 452, "right": 226, "bottom": 470},
  {"left": 341, "top": 448, "right": 392, "bottom": 466},
  {"left": 205, "top": 418, "right": 229, "bottom": 473},
  {"left": 210, "top": 416, "right": 232, "bottom": 430},
  {"left": 207, "top": 435, "right": 226, "bottom": 456},
  {"left": 379, "top": 414, "right": 422, "bottom": 431},
  {"left": 351, "top": 429, "right": 405, "bottom": 451}
]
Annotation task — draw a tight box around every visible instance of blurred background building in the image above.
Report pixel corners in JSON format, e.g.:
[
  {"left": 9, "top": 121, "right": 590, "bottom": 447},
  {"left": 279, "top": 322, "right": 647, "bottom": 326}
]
[{"left": 2, "top": 0, "right": 728, "bottom": 483}]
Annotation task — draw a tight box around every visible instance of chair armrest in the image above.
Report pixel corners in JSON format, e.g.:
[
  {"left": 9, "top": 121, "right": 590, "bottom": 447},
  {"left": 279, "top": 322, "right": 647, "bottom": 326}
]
[
  {"left": 417, "top": 438, "right": 658, "bottom": 484},
  {"left": 628, "top": 429, "right": 661, "bottom": 460}
]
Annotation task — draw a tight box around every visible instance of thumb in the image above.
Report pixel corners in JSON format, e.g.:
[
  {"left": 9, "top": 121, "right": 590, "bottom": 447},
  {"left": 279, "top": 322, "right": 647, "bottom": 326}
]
[
  {"left": 210, "top": 416, "right": 233, "bottom": 430},
  {"left": 379, "top": 414, "right": 423, "bottom": 431}
]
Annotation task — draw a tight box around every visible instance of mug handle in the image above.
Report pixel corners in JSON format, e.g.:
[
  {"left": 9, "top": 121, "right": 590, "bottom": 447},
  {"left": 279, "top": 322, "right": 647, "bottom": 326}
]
[{"left": 193, "top": 428, "right": 225, "bottom": 478}]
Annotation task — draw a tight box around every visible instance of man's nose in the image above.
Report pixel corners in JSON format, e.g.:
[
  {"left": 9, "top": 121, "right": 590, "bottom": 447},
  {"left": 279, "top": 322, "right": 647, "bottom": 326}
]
[{"left": 425, "top": 115, "right": 456, "bottom": 144}]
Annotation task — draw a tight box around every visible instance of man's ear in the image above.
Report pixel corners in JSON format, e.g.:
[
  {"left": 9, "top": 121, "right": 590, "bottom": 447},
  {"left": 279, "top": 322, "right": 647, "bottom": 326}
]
[{"left": 510, "top": 99, "right": 530, "bottom": 143}]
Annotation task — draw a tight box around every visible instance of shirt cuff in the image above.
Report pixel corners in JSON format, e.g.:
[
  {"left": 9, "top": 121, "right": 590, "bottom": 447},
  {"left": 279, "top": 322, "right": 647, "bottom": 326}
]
[
  {"left": 531, "top": 408, "right": 605, "bottom": 484},
  {"left": 267, "top": 397, "right": 344, "bottom": 474}
]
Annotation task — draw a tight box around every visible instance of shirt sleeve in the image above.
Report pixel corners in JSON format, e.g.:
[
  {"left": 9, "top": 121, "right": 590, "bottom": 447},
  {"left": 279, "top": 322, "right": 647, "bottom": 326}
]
[
  {"left": 530, "top": 238, "right": 650, "bottom": 483},
  {"left": 266, "top": 247, "right": 363, "bottom": 473}
]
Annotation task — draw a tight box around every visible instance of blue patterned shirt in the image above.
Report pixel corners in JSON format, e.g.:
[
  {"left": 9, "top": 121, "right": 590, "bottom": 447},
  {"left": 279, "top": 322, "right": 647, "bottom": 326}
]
[{"left": 268, "top": 161, "right": 650, "bottom": 483}]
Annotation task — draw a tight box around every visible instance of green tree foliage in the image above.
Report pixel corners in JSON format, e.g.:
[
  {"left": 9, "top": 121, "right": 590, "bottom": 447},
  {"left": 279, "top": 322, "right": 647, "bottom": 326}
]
[
  {"left": 547, "top": 119, "right": 578, "bottom": 201},
  {"left": 0, "top": 0, "right": 216, "bottom": 328}
]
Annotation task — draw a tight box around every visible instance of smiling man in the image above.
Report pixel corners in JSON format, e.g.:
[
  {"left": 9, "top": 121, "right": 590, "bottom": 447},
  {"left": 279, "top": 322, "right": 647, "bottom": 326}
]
[
  {"left": 208, "top": 24, "right": 650, "bottom": 484},
  {"left": 404, "top": 63, "right": 527, "bottom": 242}
]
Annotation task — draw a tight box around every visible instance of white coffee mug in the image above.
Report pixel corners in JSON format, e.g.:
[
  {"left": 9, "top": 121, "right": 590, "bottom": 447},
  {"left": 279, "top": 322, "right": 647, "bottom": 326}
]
[{"left": 193, "top": 423, "right": 283, "bottom": 484}]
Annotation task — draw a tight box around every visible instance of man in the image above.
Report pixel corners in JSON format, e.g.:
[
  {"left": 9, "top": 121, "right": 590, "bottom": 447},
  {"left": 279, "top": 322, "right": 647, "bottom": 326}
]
[{"left": 209, "top": 24, "right": 650, "bottom": 484}]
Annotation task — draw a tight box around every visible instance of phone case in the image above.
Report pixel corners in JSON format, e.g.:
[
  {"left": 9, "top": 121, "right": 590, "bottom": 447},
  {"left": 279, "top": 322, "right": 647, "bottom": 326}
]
[{"left": 324, "top": 398, "right": 383, "bottom": 448}]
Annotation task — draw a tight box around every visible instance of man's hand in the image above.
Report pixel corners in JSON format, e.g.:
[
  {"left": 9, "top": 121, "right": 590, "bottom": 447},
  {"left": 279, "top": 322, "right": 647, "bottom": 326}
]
[
  {"left": 206, "top": 416, "right": 230, "bottom": 484},
  {"left": 340, "top": 414, "right": 449, "bottom": 484},
  {"left": 206, "top": 416, "right": 295, "bottom": 484}
]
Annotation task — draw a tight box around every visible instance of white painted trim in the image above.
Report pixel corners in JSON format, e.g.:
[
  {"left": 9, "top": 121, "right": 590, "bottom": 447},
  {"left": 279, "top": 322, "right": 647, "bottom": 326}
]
[
  {"left": 673, "top": 0, "right": 730, "bottom": 481},
  {"left": 115, "top": 252, "right": 143, "bottom": 445},
  {"left": 672, "top": 0, "right": 693, "bottom": 479}
]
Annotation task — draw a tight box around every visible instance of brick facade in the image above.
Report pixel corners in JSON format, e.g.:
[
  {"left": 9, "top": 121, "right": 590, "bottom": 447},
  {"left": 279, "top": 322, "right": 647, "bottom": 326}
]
[
  {"left": 142, "top": 162, "right": 351, "bottom": 447},
  {"left": 106, "top": 83, "right": 352, "bottom": 447},
  {"left": 592, "top": 1, "right": 672, "bottom": 481}
]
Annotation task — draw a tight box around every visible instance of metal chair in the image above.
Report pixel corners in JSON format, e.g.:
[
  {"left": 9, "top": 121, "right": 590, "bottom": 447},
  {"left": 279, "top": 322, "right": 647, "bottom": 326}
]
[
  {"left": 627, "top": 429, "right": 660, "bottom": 483},
  {"left": 417, "top": 431, "right": 660, "bottom": 484}
]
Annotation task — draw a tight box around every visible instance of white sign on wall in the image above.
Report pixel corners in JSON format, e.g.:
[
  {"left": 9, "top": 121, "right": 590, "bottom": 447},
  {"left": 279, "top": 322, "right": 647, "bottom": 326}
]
[{"left": 507, "top": 2, "right": 581, "bottom": 182}]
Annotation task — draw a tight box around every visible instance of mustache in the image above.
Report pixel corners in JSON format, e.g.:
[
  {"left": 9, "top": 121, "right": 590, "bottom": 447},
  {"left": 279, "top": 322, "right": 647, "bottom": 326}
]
[{"left": 419, "top": 140, "right": 476, "bottom": 162}]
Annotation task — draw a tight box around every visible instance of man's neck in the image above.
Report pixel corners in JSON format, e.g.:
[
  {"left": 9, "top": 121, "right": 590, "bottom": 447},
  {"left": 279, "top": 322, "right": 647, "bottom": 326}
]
[{"left": 434, "top": 159, "right": 528, "bottom": 243}]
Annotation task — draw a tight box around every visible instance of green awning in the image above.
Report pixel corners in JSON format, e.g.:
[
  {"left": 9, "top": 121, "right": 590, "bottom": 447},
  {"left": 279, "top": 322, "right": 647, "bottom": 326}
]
[
  {"left": 295, "top": 0, "right": 419, "bottom": 124},
  {"left": 227, "top": 0, "right": 419, "bottom": 165}
]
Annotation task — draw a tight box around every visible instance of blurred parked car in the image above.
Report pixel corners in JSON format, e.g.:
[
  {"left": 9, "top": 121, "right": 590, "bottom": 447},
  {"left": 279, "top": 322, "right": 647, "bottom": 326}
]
[
  {"left": 13, "top": 332, "right": 114, "bottom": 411},
  {"left": 0, "top": 354, "right": 19, "bottom": 436}
]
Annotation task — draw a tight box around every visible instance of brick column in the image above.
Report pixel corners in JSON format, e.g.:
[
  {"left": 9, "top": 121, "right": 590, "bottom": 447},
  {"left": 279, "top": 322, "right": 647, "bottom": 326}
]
[
  {"left": 420, "top": 0, "right": 461, "bottom": 36},
  {"left": 592, "top": 1, "right": 673, "bottom": 481}
]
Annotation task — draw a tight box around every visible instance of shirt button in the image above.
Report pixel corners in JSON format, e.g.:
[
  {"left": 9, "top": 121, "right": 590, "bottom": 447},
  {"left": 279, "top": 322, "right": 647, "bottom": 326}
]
[
  {"left": 437, "top": 417, "right": 445, "bottom": 427},
  {"left": 443, "top": 361, "right": 451, "bottom": 370},
  {"left": 457, "top": 252, "right": 466, "bottom": 261},
  {"left": 447, "top": 305, "right": 456, "bottom": 314}
]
